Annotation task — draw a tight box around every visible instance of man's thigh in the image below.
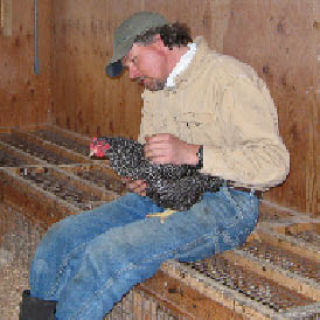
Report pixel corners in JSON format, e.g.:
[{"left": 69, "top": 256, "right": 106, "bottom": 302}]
[
  {"left": 30, "top": 193, "right": 163, "bottom": 297},
  {"left": 41, "top": 193, "right": 162, "bottom": 249},
  {"left": 85, "top": 187, "right": 259, "bottom": 270}
]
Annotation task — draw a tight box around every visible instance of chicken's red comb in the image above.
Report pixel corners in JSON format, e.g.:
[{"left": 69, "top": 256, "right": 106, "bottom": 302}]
[{"left": 89, "top": 137, "right": 110, "bottom": 158}]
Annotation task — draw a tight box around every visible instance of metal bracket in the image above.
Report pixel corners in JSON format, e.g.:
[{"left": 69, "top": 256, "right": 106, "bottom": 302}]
[{"left": 34, "top": 0, "right": 40, "bottom": 74}]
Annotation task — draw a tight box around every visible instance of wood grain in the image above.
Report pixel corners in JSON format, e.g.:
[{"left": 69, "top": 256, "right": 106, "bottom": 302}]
[
  {"left": 0, "top": 0, "right": 318, "bottom": 214},
  {"left": 217, "top": 0, "right": 319, "bottom": 215}
]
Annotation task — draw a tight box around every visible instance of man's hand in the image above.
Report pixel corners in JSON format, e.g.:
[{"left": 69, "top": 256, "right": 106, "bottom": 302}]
[
  {"left": 144, "top": 133, "right": 200, "bottom": 165},
  {"left": 121, "top": 177, "right": 147, "bottom": 196}
]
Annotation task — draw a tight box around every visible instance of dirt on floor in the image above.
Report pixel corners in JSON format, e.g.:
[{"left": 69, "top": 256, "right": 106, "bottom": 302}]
[{"left": 0, "top": 203, "right": 44, "bottom": 320}]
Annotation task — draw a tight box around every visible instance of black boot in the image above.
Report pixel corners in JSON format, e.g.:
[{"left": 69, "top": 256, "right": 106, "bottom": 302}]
[{"left": 19, "top": 290, "right": 57, "bottom": 320}]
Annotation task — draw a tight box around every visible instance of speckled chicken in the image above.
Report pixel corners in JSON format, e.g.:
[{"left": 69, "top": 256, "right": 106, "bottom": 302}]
[{"left": 90, "top": 136, "right": 223, "bottom": 211}]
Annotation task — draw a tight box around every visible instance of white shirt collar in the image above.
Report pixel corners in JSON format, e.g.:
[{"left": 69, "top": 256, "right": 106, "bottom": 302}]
[{"left": 165, "top": 42, "right": 197, "bottom": 89}]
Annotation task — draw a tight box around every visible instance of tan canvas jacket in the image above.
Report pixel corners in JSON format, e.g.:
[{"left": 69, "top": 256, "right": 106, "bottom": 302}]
[{"left": 138, "top": 37, "right": 290, "bottom": 190}]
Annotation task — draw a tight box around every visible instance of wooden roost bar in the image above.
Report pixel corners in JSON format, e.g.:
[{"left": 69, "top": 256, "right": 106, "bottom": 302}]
[{"left": 0, "top": 1, "right": 319, "bottom": 319}]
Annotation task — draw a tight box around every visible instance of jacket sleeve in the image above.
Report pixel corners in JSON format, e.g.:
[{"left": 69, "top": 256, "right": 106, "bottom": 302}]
[{"left": 201, "top": 77, "right": 290, "bottom": 190}]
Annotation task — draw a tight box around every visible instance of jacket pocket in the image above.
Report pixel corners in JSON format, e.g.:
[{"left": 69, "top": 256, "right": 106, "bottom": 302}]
[
  {"left": 176, "top": 111, "right": 218, "bottom": 145},
  {"left": 179, "top": 112, "right": 213, "bottom": 127}
]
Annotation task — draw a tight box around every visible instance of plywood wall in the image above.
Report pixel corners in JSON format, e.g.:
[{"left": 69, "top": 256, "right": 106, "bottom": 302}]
[
  {"left": 50, "top": 0, "right": 145, "bottom": 139},
  {"left": 0, "top": 0, "right": 52, "bottom": 128},
  {"left": 0, "top": 1, "right": 317, "bottom": 215},
  {"left": 221, "top": 0, "right": 320, "bottom": 216}
]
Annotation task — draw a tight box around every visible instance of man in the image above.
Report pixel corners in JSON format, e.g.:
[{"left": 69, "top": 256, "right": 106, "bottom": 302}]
[{"left": 20, "top": 11, "right": 289, "bottom": 320}]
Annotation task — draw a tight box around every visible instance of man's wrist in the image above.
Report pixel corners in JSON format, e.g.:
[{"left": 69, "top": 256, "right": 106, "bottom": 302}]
[
  {"left": 186, "top": 144, "right": 203, "bottom": 167},
  {"left": 185, "top": 144, "right": 197, "bottom": 165},
  {"left": 196, "top": 145, "right": 203, "bottom": 168}
]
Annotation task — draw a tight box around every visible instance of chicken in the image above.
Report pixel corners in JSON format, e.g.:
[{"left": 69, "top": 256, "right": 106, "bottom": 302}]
[{"left": 90, "top": 136, "right": 223, "bottom": 211}]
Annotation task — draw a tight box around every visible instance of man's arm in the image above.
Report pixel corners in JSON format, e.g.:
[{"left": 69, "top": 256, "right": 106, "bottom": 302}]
[
  {"left": 142, "top": 81, "right": 289, "bottom": 189},
  {"left": 200, "top": 78, "right": 290, "bottom": 189}
]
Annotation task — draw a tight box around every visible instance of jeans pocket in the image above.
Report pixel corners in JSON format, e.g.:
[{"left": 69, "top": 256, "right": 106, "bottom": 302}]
[{"left": 221, "top": 187, "right": 259, "bottom": 226}]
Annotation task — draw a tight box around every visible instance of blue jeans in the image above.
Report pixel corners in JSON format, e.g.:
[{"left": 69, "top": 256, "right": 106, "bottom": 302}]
[{"left": 29, "top": 187, "right": 259, "bottom": 320}]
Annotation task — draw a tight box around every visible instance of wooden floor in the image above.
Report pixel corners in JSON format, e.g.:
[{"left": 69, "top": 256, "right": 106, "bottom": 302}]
[{"left": 1, "top": 124, "right": 320, "bottom": 320}]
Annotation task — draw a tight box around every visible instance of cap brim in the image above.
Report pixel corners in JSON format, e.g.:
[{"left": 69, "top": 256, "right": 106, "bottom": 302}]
[{"left": 105, "top": 60, "right": 124, "bottom": 78}]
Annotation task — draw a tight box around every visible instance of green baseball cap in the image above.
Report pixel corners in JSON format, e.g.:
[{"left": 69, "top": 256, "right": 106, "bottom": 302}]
[{"left": 106, "top": 11, "right": 168, "bottom": 78}]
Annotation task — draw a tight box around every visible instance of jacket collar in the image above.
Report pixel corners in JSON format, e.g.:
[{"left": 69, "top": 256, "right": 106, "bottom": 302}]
[{"left": 166, "top": 36, "right": 212, "bottom": 91}]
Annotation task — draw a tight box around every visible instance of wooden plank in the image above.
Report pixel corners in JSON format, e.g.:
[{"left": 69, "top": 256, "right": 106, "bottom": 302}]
[
  {"left": 0, "top": 168, "right": 79, "bottom": 229},
  {"left": 0, "top": 164, "right": 119, "bottom": 229},
  {"left": 38, "top": 166, "right": 119, "bottom": 202},
  {"left": 61, "top": 163, "right": 126, "bottom": 195},
  {"left": 0, "top": 140, "right": 45, "bottom": 166},
  {"left": 8, "top": 165, "right": 118, "bottom": 206},
  {"left": 160, "top": 260, "right": 281, "bottom": 320},
  {"left": 45, "top": 124, "right": 91, "bottom": 145},
  {"left": 223, "top": 250, "right": 320, "bottom": 302},
  {"left": 253, "top": 227, "right": 320, "bottom": 262},
  {"left": 11, "top": 128, "right": 91, "bottom": 164},
  {"left": 306, "top": 0, "right": 320, "bottom": 216},
  {"left": 138, "top": 269, "right": 247, "bottom": 320},
  {"left": 61, "top": 163, "right": 121, "bottom": 182}
]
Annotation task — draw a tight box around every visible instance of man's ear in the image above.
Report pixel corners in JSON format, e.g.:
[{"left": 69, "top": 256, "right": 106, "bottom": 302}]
[{"left": 152, "top": 34, "right": 167, "bottom": 51}]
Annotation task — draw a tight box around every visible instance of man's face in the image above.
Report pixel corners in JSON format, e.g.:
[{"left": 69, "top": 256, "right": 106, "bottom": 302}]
[{"left": 122, "top": 40, "right": 169, "bottom": 91}]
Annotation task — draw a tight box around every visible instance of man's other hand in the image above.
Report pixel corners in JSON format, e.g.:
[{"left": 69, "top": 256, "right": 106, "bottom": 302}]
[{"left": 121, "top": 177, "right": 147, "bottom": 196}]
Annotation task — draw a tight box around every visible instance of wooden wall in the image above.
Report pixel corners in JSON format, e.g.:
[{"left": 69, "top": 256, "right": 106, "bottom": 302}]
[
  {"left": 50, "top": 1, "right": 144, "bottom": 139},
  {"left": 0, "top": 0, "right": 318, "bottom": 215},
  {"left": 50, "top": 0, "right": 319, "bottom": 215},
  {"left": 0, "top": 0, "right": 52, "bottom": 128},
  {"left": 222, "top": 0, "right": 320, "bottom": 216}
]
